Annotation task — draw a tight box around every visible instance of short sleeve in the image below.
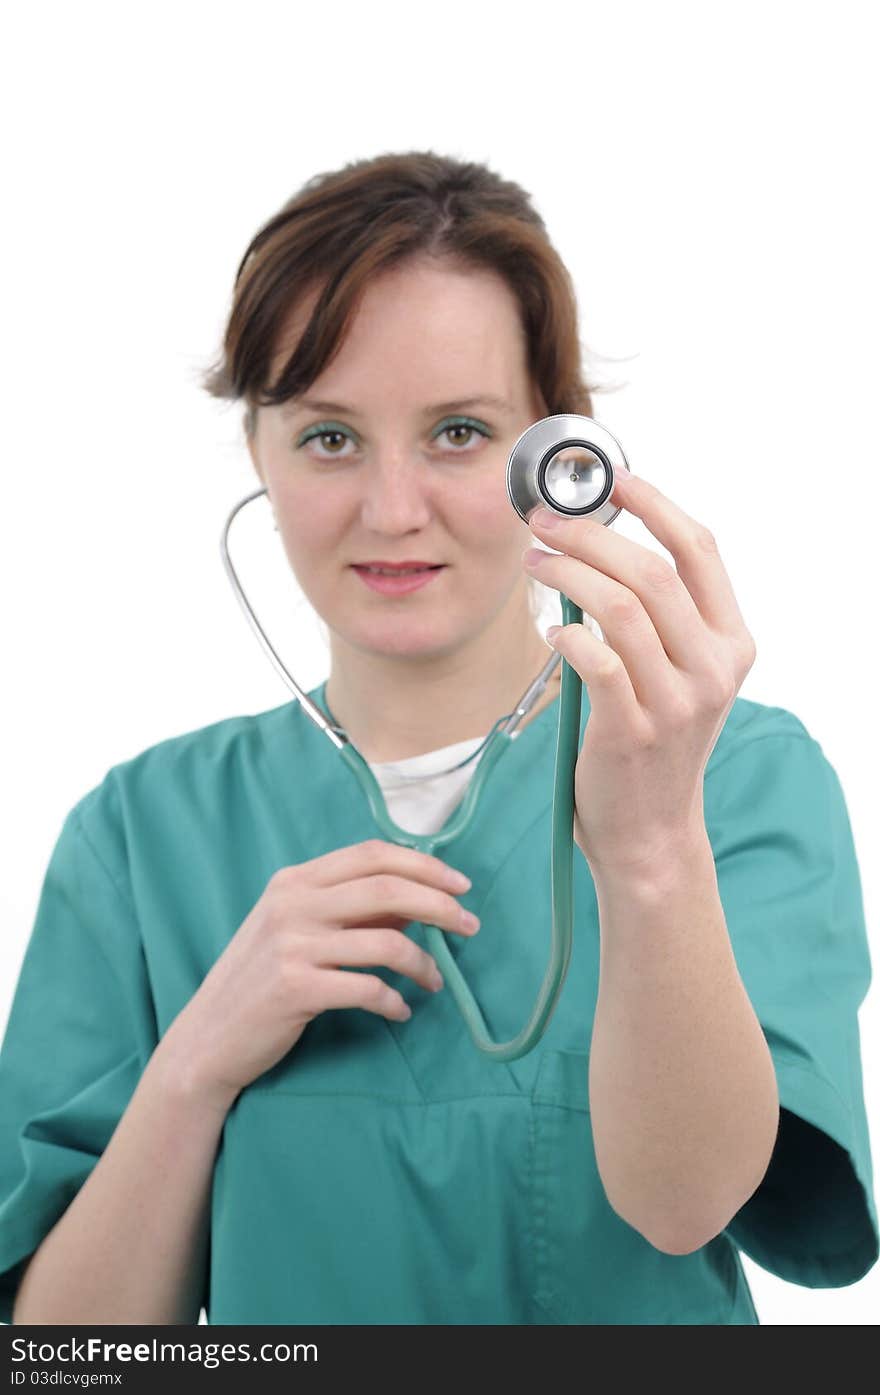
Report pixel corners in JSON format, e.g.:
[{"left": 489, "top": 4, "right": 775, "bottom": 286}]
[
  {"left": 0, "top": 796, "right": 157, "bottom": 1324},
  {"left": 705, "top": 727, "right": 879, "bottom": 1287}
]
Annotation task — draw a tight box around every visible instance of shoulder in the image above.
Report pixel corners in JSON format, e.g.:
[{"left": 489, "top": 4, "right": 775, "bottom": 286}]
[
  {"left": 69, "top": 700, "right": 300, "bottom": 864},
  {"left": 703, "top": 694, "right": 847, "bottom": 837},
  {"left": 706, "top": 693, "right": 819, "bottom": 781},
  {"left": 704, "top": 694, "right": 837, "bottom": 816}
]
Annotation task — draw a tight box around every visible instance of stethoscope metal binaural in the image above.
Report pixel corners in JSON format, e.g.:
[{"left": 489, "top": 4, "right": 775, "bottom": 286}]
[{"left": 220, "top": 414, "right": 630, "bottom": 1061}]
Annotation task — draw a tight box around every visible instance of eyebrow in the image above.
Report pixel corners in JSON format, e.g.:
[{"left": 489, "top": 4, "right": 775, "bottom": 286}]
[{"left": 281, "top": 394, "right": 513, "bottom": 420}]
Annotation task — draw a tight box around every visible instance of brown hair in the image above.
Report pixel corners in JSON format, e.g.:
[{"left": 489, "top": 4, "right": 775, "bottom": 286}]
[{"left": 201, "top": 148, "right": 604, "bottom": 437}]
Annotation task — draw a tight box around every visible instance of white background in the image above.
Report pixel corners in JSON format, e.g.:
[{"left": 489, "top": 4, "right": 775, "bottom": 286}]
[{"left": 1, "top": 0, "right": 877, "bottom": 1325}]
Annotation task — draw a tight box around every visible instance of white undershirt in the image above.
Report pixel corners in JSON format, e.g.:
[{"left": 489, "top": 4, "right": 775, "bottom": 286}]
[
  {"left": 366, "top": 735, "right": 490, "bottom": 837},
  {"left": 363, "top": 672, "right": 567, "bottom": 837}
]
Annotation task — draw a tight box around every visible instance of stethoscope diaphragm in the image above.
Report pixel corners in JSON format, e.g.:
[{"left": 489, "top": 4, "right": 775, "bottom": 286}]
[{"left": 506, "top": 413, "right": 630, "bottom": 526}]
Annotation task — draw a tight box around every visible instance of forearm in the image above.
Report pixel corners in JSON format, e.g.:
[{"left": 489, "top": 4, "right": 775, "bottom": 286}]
[
  {"left": 588, "top": 829, "right": 780, "bottom": 1254},
  {"left": 12, "top": 1026, "right": 234, "bottom": 1325}
]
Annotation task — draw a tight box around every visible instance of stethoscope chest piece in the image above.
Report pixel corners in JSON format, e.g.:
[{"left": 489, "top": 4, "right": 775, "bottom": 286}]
[{"left": 506, "top": 413, "right": 630, "bottom": 527}]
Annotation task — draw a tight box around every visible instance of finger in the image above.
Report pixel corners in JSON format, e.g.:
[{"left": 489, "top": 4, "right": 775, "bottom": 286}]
[
  {"left": 318, "top": 927, "right": 444, "bottom": 994},
  {"left": 315, "top": 968, "right": 414, "bottom": 1022},
  {"left": 546, "top": 621, "right": 647, "bottom": 734},
  {"left": 329, "top": 874, "right": 480, "bottom": 939},
  {"left": 526, "top": 513, "right": 707, "bottom": 676},
  {"left": 530, "top": 474, "right": 747, "bottom": 644},
  {"left": 524, "top": 548, "right": 684, "bottom": 709},
  {"left": 609, "top": 470, "right": 749, "bottom": 637},
  {"left": 297, "top": 839, "right": 472, "bottom": 894}
]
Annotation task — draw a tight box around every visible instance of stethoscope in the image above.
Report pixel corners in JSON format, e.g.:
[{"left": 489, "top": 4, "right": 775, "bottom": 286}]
[{"left": 221, "top": 414, "right": 630, "bottom": 1061}]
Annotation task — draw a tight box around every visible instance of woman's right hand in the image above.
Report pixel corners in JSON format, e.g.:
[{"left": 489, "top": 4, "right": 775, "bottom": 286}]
[{"left": 161, "top": 840, "right": 480, "bottom": 1110}]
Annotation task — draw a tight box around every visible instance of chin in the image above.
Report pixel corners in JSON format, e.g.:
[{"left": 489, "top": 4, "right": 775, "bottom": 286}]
[{"left": 352, "top": 615, "right": 463, "bottom": 657}]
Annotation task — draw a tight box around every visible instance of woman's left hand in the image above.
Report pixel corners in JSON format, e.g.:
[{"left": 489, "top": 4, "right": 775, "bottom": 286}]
[{"left": 523, "top": 471, "right": 757, "bottom": 880}]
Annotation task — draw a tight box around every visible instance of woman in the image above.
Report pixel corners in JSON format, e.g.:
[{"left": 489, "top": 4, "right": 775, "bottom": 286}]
[{"left": 1, "top": 151, "right": 877, "bottom": 1326}]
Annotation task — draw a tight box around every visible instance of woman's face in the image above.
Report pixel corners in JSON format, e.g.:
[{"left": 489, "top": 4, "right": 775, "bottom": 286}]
[{"left": 247, "top": 256, "right": 548, "bottom": 663}]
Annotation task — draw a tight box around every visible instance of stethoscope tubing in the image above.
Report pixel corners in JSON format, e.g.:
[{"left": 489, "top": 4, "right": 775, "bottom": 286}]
[
  {"left": 332, "top": 599, "right": 581, "bottom": 1061},
  {"left": 221, "top": 412, "right": 626, "bottom": 1060}
]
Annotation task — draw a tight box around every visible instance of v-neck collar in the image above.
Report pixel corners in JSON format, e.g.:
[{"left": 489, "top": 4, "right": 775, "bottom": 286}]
[
  {"left": 253, "top": 679, "right": 592, "bottom": 1097},
  {"left": 255, "top": 676, "right": 589, "bottom": 886}
]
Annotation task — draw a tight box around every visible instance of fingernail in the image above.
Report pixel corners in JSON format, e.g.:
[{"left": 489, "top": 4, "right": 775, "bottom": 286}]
[
  {"left": 531, "top": 506, "right": 562, "bottom": 529},
  {"left": 523, "top": 546, "right": 548, "bottom": 568},
  {"left": 447, "top": 868, "right": 471, "bottom": 890},
  {"left": 460, "top": 909, "right": 481, "bottom": 932}
]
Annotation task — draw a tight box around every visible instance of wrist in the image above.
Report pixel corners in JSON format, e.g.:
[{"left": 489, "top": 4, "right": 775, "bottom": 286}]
[
  {"left": 587, "top": 822, "right": 715, "bottom": 901},
  {"left": 151, "top": 1018, "right": 240, "bottom": 1121}
]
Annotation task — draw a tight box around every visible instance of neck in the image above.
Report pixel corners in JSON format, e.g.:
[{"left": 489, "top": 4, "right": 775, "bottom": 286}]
[{"left": 323, "top": 602, "right": 559, "bottom": 763}]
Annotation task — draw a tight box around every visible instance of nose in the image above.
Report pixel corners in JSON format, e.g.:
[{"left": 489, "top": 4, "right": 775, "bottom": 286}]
[{"left": 359, "top": 450, "right": 433, "bottom": 534}]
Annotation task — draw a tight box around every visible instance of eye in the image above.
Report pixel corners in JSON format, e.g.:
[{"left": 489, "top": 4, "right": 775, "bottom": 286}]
[
  {"left": 296, "top": 422, "right": 356, "bottom": 459},
  {"left": 294, "top": 415, "right": 493, "bottom": 462},
  {"left": 433, "top": 416, "right": 492, "bottom": 451}
]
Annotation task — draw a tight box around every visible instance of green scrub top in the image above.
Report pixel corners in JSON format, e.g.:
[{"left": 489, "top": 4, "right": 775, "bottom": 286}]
[{"left": 1, "top": 683, "right": 877, "bottom": 1325}]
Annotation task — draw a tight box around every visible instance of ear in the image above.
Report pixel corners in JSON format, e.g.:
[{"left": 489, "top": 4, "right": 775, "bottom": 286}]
[
  {"left": 530, "top": 383, "right": 550, "bottom": 421},
  {"left": 245, "top": 421, "right": 264, "bottom": 485}
]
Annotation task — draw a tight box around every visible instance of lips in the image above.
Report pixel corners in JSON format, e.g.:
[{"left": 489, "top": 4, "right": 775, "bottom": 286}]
[
  {"left": 352, "top": 562, "right": 443, "bottom": 573},
  {"left": 354, "top": 565, "right": 443, "bottom": 576},
  {"left": 351, "top": 565, "right": 446, "bottom": 595}
]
